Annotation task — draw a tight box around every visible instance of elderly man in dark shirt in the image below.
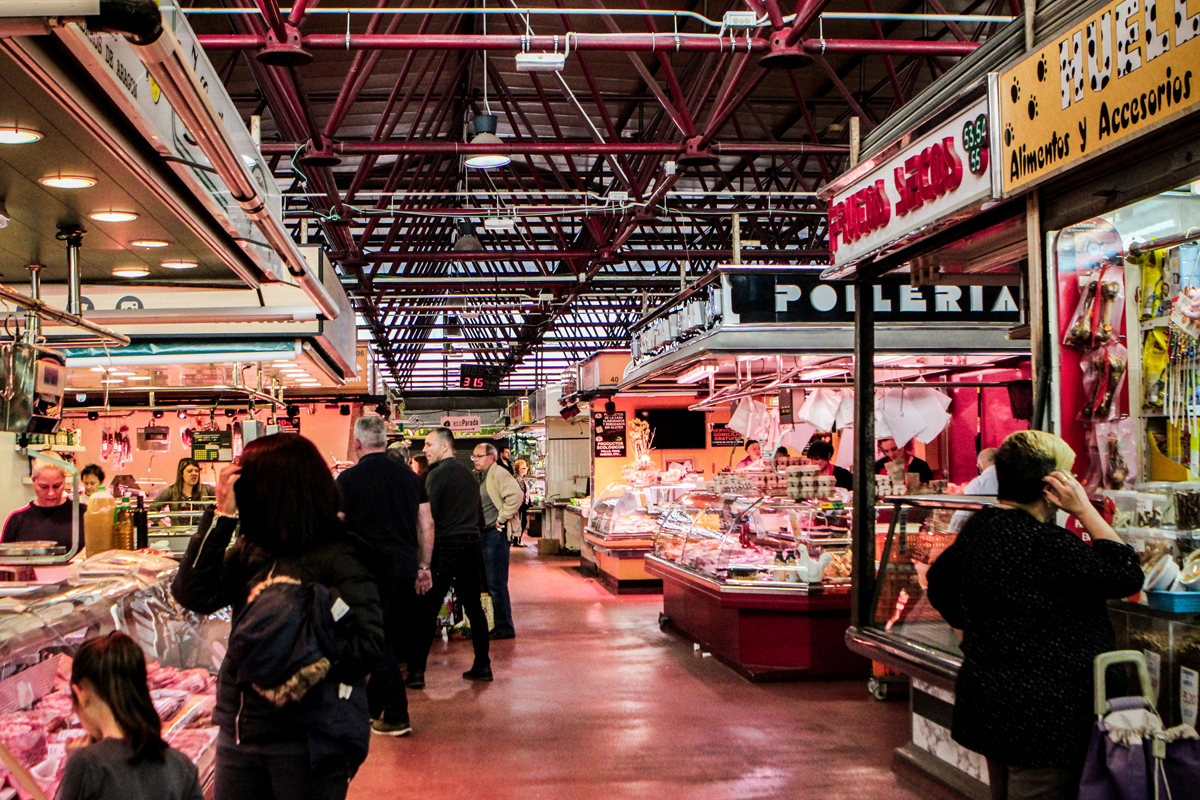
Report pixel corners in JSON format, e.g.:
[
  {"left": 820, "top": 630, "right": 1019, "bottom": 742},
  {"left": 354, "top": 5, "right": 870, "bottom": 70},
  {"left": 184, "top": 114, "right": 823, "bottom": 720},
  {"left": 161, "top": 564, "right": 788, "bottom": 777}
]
[
  {"left": 411, "top": 427, "right": 493, "bottom": 683},
  {"left": 337, "top": 416, "right": 433, "bottom": 736}
]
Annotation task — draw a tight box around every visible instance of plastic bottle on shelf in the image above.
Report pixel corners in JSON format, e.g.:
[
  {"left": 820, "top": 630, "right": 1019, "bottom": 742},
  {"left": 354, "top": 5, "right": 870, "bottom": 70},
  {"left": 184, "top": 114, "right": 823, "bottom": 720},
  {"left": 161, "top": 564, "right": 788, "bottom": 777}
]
[{"left": 113, "top": 502, "right": 134, "bottom": 550}]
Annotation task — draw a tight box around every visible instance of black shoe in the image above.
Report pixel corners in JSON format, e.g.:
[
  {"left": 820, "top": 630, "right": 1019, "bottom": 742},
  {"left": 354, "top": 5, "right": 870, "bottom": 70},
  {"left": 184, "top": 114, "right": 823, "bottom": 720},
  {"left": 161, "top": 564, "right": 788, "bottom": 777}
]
[
  {"left": 371, "top": 718, "right": 413, "bottom": 737},
  {"left": 404, "top": 670, "right": 425, "bottom": 689},
  {"left": 463, "top": 665, "right": 493, "bottom": 682},
  {"left": 489, "top": 630, "right": 515, "bottom": 640}
]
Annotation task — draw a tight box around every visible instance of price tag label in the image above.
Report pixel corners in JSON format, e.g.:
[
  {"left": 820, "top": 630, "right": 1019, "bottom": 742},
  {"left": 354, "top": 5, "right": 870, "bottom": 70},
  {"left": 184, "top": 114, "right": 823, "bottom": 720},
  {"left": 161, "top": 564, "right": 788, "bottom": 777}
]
[{"left": 1182, "top": 667, "right": 1198, "bottom": 729}]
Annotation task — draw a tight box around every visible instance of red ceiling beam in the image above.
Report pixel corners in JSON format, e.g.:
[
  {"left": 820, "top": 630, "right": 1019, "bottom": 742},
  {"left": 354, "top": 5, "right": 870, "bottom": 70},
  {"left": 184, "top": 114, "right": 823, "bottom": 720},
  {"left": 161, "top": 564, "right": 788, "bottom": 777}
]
[
  {"left": 259, "top": 140, "right": 848, "bottom": 156},
  {"left": 360, "top": 248, "right": 828, "bottom": 263},
  {"left": 803, "top": 38, "right": 981, "bottom": 55}
]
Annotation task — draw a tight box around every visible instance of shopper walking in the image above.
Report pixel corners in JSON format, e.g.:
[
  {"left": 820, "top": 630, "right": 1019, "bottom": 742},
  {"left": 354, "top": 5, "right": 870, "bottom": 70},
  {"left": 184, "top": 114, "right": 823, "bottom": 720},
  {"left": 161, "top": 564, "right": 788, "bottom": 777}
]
[
  {"left": 337, "top": 416, "right": 433, "bottom": 736},
  {"left": 172, "top": 433, "right": 384, "bottom": 800},
  {"left": 412, "top": 428, "right": 492, "bottom": 682},
  {"left": 926, "top": 431, "right": 1144, "bottom": 800},
  {"left": 472, "top": 443, "right": 521, "bottom": 639},
  {"left": 55, "top": 632, "right": 203, "bottom": 800}
]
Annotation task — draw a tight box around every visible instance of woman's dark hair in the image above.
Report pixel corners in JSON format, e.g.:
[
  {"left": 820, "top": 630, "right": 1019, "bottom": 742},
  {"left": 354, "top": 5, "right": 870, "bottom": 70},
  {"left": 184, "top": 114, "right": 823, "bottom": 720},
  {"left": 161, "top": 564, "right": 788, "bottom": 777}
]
[
  {"left": 412, "top": 454, "right": 429, "bottom": 482},
  {"left": 807, "top": 440, "right": 835, "bottom": 461},
  {"left": 235, "top": 433, "right": 341, "bottom": 555},
  {"left": 994, "top": 430, "right": 1075, "bottom": 504},
  {"left": 71, "top": 632, "right": 166, "bottom": 764},
  {"left": 171, "top": 458, "right": 201, "bottom": 499},
  {"left": 81, "top": 464, "right": 106, "bottom": 482}
]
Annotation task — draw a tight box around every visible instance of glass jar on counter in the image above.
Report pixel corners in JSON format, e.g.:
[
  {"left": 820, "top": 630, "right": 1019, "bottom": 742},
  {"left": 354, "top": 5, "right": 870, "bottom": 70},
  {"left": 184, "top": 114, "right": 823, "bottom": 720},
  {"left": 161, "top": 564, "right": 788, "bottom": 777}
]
[{"left": 1136, "top": 482, "right": 1177, "bottom": 527}]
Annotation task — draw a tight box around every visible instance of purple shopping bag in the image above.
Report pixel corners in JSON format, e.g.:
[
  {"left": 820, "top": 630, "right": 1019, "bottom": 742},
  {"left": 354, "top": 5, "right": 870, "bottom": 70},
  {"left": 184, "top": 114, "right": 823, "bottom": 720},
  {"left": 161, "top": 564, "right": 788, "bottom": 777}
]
[{"left": 1078, "top": 653, "right": 1200, "bottom": 800}]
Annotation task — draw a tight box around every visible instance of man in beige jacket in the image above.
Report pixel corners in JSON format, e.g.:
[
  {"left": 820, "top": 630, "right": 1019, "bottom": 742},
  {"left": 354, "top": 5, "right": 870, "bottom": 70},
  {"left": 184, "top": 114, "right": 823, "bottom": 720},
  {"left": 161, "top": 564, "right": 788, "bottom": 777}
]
[{"left": 472, "top": 443, "right": 523, "bottom": 639}]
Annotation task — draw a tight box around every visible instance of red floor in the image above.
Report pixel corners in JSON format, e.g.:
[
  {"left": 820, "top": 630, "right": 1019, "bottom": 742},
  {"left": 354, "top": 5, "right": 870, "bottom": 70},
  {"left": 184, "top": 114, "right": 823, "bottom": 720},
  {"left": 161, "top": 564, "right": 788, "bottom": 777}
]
[{"left": 349, "top": 547, "right": 959, "bottom": 800}]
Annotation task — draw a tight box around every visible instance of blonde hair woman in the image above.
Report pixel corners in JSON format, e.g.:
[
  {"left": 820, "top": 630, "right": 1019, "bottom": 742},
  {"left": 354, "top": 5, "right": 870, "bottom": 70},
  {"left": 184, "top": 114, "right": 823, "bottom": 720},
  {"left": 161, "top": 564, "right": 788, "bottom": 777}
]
[
  {"left": 2, "top": 456, "right": 85, "bottom": 549},
  {"left": 927, "top": 430, "right": 1144, "bottom": 800}
]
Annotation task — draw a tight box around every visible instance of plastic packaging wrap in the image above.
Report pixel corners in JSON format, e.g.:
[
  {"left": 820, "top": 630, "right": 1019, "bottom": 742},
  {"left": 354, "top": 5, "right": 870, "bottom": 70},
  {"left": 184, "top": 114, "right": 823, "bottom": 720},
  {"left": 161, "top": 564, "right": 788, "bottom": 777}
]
[
  {"left": 1064, "top": 265, "right": 1125, "bottom": 349},
  {"left": 1078, "top": 342, "right": 1128, "bottom": 421},
  {"left": 1095, "top": 417, "right": 1137, "bottom": 490}
]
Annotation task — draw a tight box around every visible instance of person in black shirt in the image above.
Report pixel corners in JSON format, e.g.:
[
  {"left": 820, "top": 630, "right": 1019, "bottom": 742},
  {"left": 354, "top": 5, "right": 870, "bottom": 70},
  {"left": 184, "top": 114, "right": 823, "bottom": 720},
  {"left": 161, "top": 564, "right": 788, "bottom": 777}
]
[
  {"left": 337, "top": 416, "right": 433, "bottom": 736},
  {"left": 806, "top": 440, "right": 852, "bottom": 491},
  {"left": 874, "top": 437, "right": 934, "bottom": 483},
  {"left": 927, "top": 431, "right": 1143, "bottom": 799},
  {"left": 2, "top": 458, "right": 85, "bottom": 550},
  {"left": 413, "top": 427, "right": 492, "bottom": 682},
  {"left": 57, "top": 632, "right": 203, "bottom": 800}
]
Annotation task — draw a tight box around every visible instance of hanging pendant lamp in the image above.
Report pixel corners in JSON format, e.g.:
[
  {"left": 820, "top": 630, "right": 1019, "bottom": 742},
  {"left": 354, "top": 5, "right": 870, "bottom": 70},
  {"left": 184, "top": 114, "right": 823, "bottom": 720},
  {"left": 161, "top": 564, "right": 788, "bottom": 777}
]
[{"left": 464, "top": 114, "right": 510, "bottom": 169}]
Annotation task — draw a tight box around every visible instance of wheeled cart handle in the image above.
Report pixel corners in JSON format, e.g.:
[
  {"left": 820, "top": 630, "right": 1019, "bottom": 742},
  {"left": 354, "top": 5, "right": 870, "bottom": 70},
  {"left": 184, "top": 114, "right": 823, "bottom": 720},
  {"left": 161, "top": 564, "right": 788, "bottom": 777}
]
[{"left": 1094, "top": 650, "right": 1156, "bottom": 716}]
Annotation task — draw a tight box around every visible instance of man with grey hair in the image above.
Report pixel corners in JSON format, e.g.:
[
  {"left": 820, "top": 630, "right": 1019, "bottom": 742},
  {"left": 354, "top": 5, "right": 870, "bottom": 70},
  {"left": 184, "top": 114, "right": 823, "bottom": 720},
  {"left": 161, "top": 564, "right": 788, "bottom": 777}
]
[
  {"left": 337, "top": 414, "right": 433, "bottom": 736},
  {"left": 414, "top": 427, "right": 493, "bottom": 682},
  {"left": 472, "top": 442, "right": 522, "bottom": 639}
]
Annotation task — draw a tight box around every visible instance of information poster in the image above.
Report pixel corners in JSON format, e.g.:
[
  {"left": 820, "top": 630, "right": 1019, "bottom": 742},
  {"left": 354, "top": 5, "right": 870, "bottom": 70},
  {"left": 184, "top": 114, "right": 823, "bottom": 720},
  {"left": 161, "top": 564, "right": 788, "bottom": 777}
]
[
  {"left": 192, "top": 430, "right": 234, "bottom": 463},
  {"left": 593, "top": 411, "right": 627, "bottom": 458},
  {"left": 710, "top": 423, "right": 742, "bottom": 447},
  {"left": 275, "top": 417, "right": 301, "bottom": 434}
]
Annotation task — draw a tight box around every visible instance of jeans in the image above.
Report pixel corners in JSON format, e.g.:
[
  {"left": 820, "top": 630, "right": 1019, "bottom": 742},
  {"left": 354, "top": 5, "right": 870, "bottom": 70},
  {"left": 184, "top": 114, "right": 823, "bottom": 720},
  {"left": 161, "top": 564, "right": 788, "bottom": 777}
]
[
  {"left": 411, "top": 537, "right": 490, "bottom": 672},
  {"left": 214, "top": 745, "right": 351, "bottom": 800},
  {"left": 366, "top": 578, "right": 411, "bottom": 725},
  {"left": 481, "top": 527, "right": 515, "bottom": 636}
]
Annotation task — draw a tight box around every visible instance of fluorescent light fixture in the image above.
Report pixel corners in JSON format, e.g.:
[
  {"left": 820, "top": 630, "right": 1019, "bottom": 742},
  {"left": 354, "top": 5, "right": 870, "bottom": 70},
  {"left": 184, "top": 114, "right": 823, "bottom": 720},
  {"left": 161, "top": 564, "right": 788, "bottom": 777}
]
[
  {"left": 801, "top": 368, "right": 846, "bottom": 381},
  {"left": 89, "top": 367, "right": 107, "bottom": 373},
  {"left": 0, "top": 127, "right": 42, "bottom": 144},
  {"left": 89, "top": 210, "right": 138, "bottom": 222},
  {"left": 723, "top": 10, "right": 760, "bottom": 27},
  {"left": 126, "top": 375, "right": 152, "bottom": 381},
  {"left": 40, "top": 174, "right": 96, "bottom": 189},
  {"left": 514, "top": 51, "right": 566, "bottom": 72},
  {"left": 483, "top": 217, "right": 517, "bottom": 231},
  {"left": 160, "top": 259, "right": 198, "bottom": 270},
  {"left": 100, "top": 378, "right": 124, "bottom": 384},
  {"left": 130, "top": 239, "right": 169, "bottom": 248},
  {"left": 677, "top": 364, "right": 718, "bottom": 384},
  {"left": 464, "top": 114, "right": 510, "bottom": 169},
  {"left": 273, "top": 359, "right": 293, "bottom": 364},
  {"left": 110, "top": 371, "right": 137, "bottom": 376},
  {"left": 112, "top": 266, "right": 150, "bottom": 278}
]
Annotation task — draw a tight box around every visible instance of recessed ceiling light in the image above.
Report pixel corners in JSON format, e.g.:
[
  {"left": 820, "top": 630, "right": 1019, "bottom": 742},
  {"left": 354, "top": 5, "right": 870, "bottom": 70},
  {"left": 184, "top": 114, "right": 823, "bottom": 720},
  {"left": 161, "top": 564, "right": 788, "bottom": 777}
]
[
  {"left": 39, "top": 174, "right": 96, "bottom": 189},
  {"left": 100, "top": 378, "right": 124, "bottom": 384},
  {"left": 89, "top": 210, "right": 138, "bottom": 222},
  {"left": 126, "top": 375, "right": 152, "bottom": 381},
  {"left": 112, "top": 266, "right": 150, "bottom": 278},
  {"left": 130, "top": 239, "right": 170, "bottom": 248},
  {"left": 160, "top": 260, "right": 197, "bottom": 270},
  {"left": 110, "top": 371, "right": 136, "bottom": 376},
  {"left": 273, "top": 359, "right": 293, "bottom": 363},
  {"left": 0, "top": 127, "right": 43, "bottom": 145}
]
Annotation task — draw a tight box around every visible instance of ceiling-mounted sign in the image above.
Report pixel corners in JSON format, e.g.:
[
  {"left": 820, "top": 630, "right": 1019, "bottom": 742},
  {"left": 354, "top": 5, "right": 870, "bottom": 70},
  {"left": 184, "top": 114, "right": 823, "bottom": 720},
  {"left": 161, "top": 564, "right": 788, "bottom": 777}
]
[
  {"left": 726, "top": 273, "right": 1021, "bottom": 324},
  {"left": 440, "top": 415, "right": 482, "bottom": 433},
  {"left": 826, "top": 97, "right": 993, "bottom": 269},
  {"left": 993, "top": 0, "right": 1200, "bottom": 197}
]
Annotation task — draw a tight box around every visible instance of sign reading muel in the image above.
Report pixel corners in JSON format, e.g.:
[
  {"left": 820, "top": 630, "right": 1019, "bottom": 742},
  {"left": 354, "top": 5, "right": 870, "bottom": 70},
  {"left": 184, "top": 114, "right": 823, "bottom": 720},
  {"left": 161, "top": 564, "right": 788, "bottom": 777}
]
[
  {"left": 827, "top": 97, "right": 992, "bottom": 268},
  {"left": 728, "top": 273, "right": 1021, "bottom": 324},
  {"left": 995, "top": 0, "right": 1199, "bottom": 197}
]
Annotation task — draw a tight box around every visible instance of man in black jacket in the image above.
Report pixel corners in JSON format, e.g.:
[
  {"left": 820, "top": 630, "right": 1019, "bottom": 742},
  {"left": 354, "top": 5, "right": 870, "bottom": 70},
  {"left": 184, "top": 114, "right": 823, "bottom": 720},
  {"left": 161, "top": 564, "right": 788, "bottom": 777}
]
[
  {"left": 337, "top": 415, "right": 433, "bottom": 736},
  {"left": 413, "top": 427, "right": 493, "bottom": 682}
]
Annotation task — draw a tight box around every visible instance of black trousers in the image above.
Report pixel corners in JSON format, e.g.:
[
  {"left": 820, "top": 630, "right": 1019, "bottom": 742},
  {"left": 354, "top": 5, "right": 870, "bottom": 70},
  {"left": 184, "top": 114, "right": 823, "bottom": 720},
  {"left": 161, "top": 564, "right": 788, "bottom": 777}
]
[
  {"left": 366, "top": 577, "right": 413, "bottom": 724},
  {"left": 214, "top": 745, "right": 351, "bottom": 800},
  {"left": 411, "top": 537, "right": 490, "bottom": 673}
]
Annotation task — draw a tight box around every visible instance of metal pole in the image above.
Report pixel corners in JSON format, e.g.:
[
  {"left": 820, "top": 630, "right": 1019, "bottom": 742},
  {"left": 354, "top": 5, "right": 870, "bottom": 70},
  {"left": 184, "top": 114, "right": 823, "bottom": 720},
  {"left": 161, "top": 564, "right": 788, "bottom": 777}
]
[
  {"left": 26, "top": 264, "right": 42, "bottom": 342},
  {"left": 56, "top": 224, "right": 86, "bottom": 317},
  {"left": 732, "top": 214, "right": 741, "bottom": 265},
  {"left": 849, "top": 117, "right": 861, "bottom": 167},
  {"left": 851, "top": 278, "right": 876, "bottom": 630}
]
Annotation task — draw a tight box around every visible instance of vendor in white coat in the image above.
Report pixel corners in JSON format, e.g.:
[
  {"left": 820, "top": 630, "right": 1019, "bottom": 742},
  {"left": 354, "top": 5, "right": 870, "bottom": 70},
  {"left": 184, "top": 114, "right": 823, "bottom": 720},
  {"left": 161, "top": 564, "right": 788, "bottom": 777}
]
[
  {"left": 949, "top": 448, "right": 1000, "bottom": 533},
  {"left": 472, "top": 443, "right": 523, "bottom": 639}
]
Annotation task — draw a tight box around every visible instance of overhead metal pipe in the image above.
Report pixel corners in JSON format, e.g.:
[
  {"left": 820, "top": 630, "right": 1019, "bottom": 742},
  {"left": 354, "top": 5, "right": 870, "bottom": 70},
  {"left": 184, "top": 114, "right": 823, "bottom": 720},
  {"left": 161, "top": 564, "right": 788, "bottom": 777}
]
[
  {"left": 360, "top": 248, "right": 829, "bottom": 262},
  {"left": 0, "top": 282, "right": 131, "bottom": 346},
  {"left": 56, "top": 224, "right": 85, "bottom": 317},
  {"left": 802, "top": 38, "right": 981, "bottom": 55},
  {"left": 26, "top": 264, "right": 42, "bottom": 342},
  {"left": 196, "top": 32, "right": 768, "bottom": 52},
  {"left": 259, "top": 140, "right": 849, "bottom": 156}
]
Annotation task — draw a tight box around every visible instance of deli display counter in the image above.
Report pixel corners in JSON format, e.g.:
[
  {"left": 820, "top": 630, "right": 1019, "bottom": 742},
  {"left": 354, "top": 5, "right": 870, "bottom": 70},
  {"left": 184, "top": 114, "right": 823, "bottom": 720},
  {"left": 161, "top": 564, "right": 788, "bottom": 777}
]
[
  {"left": 583, "top": 481, "right": 698, "bottom": 593},
  {"left": 0, "top": 551, "right": 223, "bottom": 798},
  {"left": 645, "top": 490, "right": 867, "bottom": 681}
]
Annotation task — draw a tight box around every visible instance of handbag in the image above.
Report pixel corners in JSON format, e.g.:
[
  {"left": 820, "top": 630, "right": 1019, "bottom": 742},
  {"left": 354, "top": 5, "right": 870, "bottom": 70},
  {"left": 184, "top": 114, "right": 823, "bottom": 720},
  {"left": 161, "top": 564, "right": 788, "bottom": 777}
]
[{"left": 1079, "top": 651, "right": 1200, "bottom": 800}]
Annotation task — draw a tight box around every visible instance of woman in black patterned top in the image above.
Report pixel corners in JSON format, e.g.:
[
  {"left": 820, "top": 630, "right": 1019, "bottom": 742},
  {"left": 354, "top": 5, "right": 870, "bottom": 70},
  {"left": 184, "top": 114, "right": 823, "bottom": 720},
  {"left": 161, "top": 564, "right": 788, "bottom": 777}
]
[{"left": 927, "top": 430, "right": 1143, "bottom": 800}]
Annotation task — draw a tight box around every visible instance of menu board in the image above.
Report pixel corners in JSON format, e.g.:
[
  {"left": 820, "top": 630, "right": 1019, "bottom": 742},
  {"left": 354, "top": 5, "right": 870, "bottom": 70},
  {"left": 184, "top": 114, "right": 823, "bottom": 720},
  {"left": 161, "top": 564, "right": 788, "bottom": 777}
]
[
  {"left": 192, "top": 430, "right": 234, "bottom": 463},
  {"left": 593, "top": 411, "right": 627, "bottom": 458},
  {"left": 710, "top": 423, "right": 742, "bottom": 447}
]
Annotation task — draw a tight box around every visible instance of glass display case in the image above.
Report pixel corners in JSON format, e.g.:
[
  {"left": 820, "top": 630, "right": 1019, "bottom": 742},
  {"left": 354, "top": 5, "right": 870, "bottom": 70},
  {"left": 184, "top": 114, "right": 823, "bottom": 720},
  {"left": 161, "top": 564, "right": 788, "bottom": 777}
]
[
  {"left": 0, "top": 552, "right": 223, "bottom": 798},
  {"left": 651, "top": 491, "right": 853, "bottom": 589},
  {"left": 588, "top": 481, "right": 700, "bottom": 541}
]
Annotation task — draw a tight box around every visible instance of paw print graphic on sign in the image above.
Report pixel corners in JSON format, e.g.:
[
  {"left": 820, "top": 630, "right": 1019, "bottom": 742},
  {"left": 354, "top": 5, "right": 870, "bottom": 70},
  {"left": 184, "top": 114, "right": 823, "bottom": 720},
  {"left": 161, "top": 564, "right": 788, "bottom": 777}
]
[
  {"left": 961, "top": 114, "right": 989, "bottom": 176},
  {"left": 1011, "top": 78, "right": 1021, "bottom": 103},
  {"left": 1003, "top": 122, "right": 1014, "bottom": 148},
  {"left": 1028, "top": 96, "right": 1039, "bottom": 120},
  {"left": 1115, "top": 0, "right": 1143, "bottom": 77},
  {"left": 1037, "top": 54, "right": 1049, "bottom": 82}
]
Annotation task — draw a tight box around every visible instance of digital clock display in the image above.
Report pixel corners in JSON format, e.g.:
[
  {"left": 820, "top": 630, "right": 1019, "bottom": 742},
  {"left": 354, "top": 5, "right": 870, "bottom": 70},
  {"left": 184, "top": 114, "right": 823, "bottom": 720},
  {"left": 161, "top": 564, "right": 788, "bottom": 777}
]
[{"left": 458, "top": 363, "right": 501, "bottom": 391}]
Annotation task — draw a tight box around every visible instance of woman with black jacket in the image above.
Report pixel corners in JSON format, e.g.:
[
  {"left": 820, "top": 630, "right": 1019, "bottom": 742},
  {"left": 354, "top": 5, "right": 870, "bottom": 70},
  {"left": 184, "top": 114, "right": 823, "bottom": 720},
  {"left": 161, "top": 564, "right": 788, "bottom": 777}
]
[
  {"left": 926, "top": 431, "right": 1144, "bottom": 800},
  {"left": 172, "top": 433, "right": 384, "bottom": 800}
]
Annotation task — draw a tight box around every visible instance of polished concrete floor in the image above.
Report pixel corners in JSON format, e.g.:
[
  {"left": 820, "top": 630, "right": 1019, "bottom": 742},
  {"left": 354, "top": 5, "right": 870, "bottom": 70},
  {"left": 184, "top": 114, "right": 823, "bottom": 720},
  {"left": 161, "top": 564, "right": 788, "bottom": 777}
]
[{"left": 349, "top": 546, "right": 959, "bottom": 800}]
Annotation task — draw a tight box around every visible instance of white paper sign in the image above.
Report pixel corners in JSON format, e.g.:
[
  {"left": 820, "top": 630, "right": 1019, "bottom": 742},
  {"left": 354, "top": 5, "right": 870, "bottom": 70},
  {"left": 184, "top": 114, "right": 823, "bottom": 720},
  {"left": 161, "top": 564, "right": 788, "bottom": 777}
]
[
  {"left": 440, "top": 415, "right": 482, "bottom": 433},
  {"left": 1182, "top": 667, "right": 1199, "bottom": 729}
]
